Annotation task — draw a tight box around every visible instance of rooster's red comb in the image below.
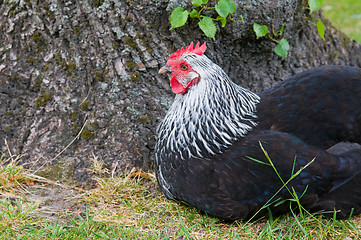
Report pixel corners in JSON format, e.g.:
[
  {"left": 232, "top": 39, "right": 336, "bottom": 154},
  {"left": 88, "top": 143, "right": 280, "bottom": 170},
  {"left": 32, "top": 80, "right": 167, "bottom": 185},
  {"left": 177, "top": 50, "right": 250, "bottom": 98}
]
[{"left": 167, "top": 42, "right": 207, "bottom": 65}]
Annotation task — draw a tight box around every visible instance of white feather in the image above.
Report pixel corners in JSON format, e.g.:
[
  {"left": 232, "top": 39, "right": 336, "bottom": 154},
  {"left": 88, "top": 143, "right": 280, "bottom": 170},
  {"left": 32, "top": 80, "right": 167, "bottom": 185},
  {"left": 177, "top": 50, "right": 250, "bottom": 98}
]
[{"left": 156, "top": 53, "right": 260, "bottom": 162}]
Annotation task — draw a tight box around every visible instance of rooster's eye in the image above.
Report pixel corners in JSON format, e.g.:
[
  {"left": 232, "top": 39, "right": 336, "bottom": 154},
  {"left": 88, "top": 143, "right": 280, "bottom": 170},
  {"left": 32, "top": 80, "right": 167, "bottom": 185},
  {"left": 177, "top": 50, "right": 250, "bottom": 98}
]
[{"left": 180, "top": 64, "right": 188, "bottom": 71}]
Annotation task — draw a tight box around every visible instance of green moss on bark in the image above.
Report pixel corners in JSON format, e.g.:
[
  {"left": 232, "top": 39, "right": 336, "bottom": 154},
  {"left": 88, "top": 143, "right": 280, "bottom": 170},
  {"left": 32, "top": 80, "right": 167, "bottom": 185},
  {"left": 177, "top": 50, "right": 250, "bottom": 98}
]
[
  {"left": 80, "top": 128, "right": 94, "bottom": 140},
  {"left": 34, "top": 92, "right": 52, "bottom": 108},
  {"left": 79, "top": 100, "right": 91, "bottom": 111}
]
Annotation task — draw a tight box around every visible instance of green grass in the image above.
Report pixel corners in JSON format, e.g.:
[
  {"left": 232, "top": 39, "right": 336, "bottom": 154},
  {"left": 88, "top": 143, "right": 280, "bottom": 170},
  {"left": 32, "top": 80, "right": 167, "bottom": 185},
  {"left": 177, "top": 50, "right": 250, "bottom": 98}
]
[
  {"left": 1, "top": 174, "right": 361, "bottom": 239},
  {"left": 1, "top": 152, "right": 361, "bottom": 239},
  {"left": 323, "top": 0, "right": 361, "bottom": 43}
]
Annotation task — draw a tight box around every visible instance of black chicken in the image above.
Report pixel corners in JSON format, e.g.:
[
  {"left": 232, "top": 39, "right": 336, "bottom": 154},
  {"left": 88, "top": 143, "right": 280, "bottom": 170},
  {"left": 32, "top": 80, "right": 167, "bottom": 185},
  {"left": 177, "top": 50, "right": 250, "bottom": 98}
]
[{"left": 155, "top": 42, "right": 361, "bottom": 221}]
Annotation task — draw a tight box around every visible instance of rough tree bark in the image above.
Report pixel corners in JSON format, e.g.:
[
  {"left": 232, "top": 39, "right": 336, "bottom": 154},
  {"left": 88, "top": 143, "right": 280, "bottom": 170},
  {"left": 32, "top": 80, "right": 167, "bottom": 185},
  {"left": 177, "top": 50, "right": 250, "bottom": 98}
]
[{"left": 0, "top": 0, "right": 360, "bottom": 184}]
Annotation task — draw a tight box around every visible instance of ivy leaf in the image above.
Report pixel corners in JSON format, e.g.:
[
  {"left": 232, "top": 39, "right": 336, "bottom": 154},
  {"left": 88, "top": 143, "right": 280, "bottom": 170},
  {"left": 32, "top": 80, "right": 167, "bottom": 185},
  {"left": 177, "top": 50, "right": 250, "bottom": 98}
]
[
  {"left": 274, "top": 38, "right": 290, "bottom": 59},
  {"left": 189, "top": 9, "right": 199, "bottom": 18},
  {"left": 192, "top": 0, "right": 203, "bottom": 7},
  {"left": 227, "top": 0, "right": 237, "bottom": 14},
  {"left": 316, "top": 20, "right": 325, "bottom": 41},
  {"left": 198, "top": 16, "right": 217, "bottom": 39},
  {"left": 170, "top": 7, "right": 189, "bottom": 30},
  {"left": 309, "top": 0, "right": 323, "bottom": 14},
  {"left": 202, "top": 0, "right": 209, "bottom": 4},
  {"left": 253, "top": 23, "right": 269, "bottom": 38},
  {"left": 215, "top": 0, "right": 236, "bottom": 18},
  {"left": 216, "top": 16, "right": 227, "bottom": 27}
]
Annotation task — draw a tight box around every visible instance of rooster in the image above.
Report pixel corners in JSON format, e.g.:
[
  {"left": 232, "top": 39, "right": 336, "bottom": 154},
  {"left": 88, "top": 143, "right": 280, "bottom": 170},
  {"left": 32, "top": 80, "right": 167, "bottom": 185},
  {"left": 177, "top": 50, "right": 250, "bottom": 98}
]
[{"left": 155, "top": 42, "right": 361, "bottom": 220}]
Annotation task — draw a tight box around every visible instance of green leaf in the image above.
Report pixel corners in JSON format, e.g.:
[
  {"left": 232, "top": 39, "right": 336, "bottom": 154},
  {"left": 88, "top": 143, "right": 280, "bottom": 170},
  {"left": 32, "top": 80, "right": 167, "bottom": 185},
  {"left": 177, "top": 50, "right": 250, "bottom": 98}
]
[
  {"left": 192, "top": 0, "right": 203, "bottom": 7},
  {"left": 308, "top": 0, "right": 323, "bottom": 14},
  {"left": 215, "top": 0, "right": 230, "bottom": 18},
  {"left": 253, "top": 23, "right": 269, "bottom": 38},
  {"left": 189, "top": 9, "right": 199, "bottom": 18},
  {"left": 215, "top": 0, "right": 236, "bottom": 18},
  {"left": 169, "top": 7, "right": 189, "bottom": 30},
  {"left": 274, "top": 38, "right": 290, "bottom": 59},
  {"left": 216, "top": 16, "right": 227, "bottom": 27},
  {"left": 316, "top": 20, "right": 325, "bottom": 41},
  {"left": 198, "top": 16, "right": 217, "bottom": 39},
  {"left": 227, "top": 0, "right": 237, "bottom": 14},
  {"left": 202, "top": 0, "right": 208, "bottom": 4}
]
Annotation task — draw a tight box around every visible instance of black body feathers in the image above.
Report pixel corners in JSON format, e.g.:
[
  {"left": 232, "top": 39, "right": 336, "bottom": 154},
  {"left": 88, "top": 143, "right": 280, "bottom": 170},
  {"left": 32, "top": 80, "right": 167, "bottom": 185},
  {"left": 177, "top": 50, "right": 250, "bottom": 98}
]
[
  {"left": 258, "top": 66, "right": 361, "bottom": 149},
  {"left": 156, "top": 63, "right": 361, "bottom": 220}
]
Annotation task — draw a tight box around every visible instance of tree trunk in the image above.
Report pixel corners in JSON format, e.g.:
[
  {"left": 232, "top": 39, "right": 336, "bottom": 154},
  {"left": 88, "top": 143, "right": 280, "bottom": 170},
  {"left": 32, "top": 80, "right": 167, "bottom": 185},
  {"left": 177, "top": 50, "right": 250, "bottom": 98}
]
[{"left": 1, "top": 0, "right": 360, "bottom": 184}]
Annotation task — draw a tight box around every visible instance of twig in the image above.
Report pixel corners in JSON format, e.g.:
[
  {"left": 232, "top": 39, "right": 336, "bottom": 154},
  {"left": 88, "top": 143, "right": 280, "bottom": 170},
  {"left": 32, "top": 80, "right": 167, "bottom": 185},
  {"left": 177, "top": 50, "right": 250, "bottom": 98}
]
[{"left": 5, "top": 139, "right": 14, "bottom": 162}]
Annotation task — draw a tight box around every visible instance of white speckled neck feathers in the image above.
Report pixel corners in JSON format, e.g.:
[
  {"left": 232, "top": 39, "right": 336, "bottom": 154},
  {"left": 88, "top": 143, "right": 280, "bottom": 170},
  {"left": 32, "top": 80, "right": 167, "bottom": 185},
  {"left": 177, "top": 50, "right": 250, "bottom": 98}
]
[{"left": 156, "top": 54, "right": 260, "bottom": 161}]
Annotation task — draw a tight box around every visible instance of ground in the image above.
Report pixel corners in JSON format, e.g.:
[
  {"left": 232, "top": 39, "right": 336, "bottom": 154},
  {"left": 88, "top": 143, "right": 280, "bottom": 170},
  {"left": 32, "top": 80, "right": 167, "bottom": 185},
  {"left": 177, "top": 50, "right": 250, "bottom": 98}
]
[{"left": 1, "top": 154, "right": 361, "bottom": 239}]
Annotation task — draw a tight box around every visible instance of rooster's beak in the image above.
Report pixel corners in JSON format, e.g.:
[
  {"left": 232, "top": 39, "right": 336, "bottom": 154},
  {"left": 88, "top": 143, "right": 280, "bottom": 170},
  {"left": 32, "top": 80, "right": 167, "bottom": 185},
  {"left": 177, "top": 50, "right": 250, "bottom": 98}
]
[{"left": 159, "top": 65, "right": 172, "bottom": 74}]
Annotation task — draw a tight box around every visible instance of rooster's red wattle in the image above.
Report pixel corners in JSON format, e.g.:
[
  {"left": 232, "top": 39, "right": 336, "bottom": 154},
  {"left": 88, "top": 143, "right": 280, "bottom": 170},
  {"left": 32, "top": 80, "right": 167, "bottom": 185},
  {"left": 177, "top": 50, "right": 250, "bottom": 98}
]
[{"left": 155, "top": 42, "right": 361, "bottom": 220}]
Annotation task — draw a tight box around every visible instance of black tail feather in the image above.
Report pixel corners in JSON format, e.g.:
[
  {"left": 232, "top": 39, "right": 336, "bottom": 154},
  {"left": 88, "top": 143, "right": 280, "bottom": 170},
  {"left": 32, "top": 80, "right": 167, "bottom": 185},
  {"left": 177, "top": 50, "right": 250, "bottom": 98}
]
[{"left": 311, "top": 148, "right": 361, "bottom": 218}]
